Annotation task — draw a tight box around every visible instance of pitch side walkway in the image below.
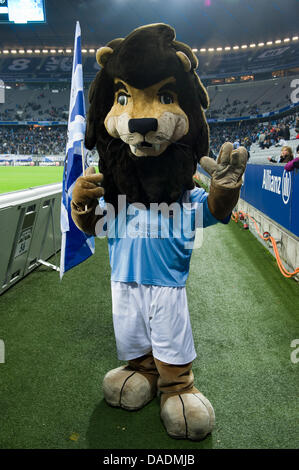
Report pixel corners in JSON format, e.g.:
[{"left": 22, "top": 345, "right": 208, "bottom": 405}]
[{"left": 0, "top": 221, "right": 298, "bottom": 449}]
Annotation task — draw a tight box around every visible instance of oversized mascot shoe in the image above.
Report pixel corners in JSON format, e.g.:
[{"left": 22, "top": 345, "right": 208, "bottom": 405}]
[
  {"left": 103, "top": 365, "right": 158, "bottom": 411},
  {"left": 154, "top": 359, "right": 215, "bottom": 441},
  {"left": 160, "top": 390, "right": 215, "bottom": 441}
]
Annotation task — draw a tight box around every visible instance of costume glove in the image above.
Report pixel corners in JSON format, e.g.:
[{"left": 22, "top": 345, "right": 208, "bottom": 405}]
[
  {"left": 71, "top": 166, "right": 105, "bottom": 235},
  {"left": 72, "top": 166, "right": 104, "bottom": 210},
  {"left": 200, "top": 142, "right": 248, "bottom": 220}
]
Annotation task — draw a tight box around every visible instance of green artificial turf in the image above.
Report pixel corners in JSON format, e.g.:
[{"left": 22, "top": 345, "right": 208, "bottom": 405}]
[
  {"left": 0, "top": 221, "right": 298, "bottom": 449},
  {"left": 0, "top": 166, "right": 64, "bottom": 194}
]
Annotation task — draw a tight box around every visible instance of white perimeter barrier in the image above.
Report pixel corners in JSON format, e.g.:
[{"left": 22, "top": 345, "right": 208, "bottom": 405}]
[{"left": 0, "top": 183, "right": 62, "bottom": 295}]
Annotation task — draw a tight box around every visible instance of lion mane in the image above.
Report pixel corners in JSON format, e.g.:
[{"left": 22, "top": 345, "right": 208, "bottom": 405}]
[{"left": 85, "top": 23, "right": 210, "bottom": 207}]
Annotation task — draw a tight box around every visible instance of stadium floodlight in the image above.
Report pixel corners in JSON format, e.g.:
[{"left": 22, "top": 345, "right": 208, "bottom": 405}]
[
  {"left": 50, "top": 49, "right": 56, "bottom": 53},
  {"left": 42, "top": 49, "right": 48, "bottom": 53},
  {"left": 18, "top": 49, "right": 25, "bottom": 53},
  {"left": 200, "top": 48, "right": 206, "bottom": 52},
  {"left": 284, "top": 38, "right": 290, "bottom": 42},
  {"left": 89, "top": 48, "right": 95, "bottom": 53},
  {"left": 233, "top": 45, "right": 239, "bottom": 50},
  {"left": 275, "top": 39, "right": 281, "bottom": 44},
  {"left": 34, "top": 49, "right": 40, "bottom": 53},
  {"left": 216, "top": 47, "right": 223, "bottom": 51},
  {"left": 11, "top": 49, "right": 17, "bottom": 53},
  {"left": 58, "top": 49, "right": 64, "bottom": 53},
  {"left": 225, "top": 46, "right": 231, "bottom": 50},
  {"left": 292, "top": 36, "right": 298, "bottom": 41},
  {"left": 258, "top": 42, "right": 264, "bottom": 47},
  {"left": 82, "top": 49, "right": 87, "bottom": 53},
  {"left": 241, "top": 45, "right": 247, "bottom": 49},
  {"left": 3, "top": 50, "right": 9, "bottom": 54},
  {"left": 66, "top": 49, "right": 72, "bottom": 53},
  {"left": 266, "top": 41, "right": 273, "bottom": 45},
  {"left": 208, "top": 48, "right": 214, "bottom": 52},
  {"left": 250, "top": 44, "right": 256, "bottom": 48},
  {"left": 26, "top": 49, "right": 33, "bottom": 53},
  {"left": 192, "top": 48, "right": 198, "bottom": 52}
]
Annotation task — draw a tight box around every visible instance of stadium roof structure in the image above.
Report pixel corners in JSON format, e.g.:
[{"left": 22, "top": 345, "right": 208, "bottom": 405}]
[
  {"left": 0, "top": 41, "right": 298, "bottom": 83},
  {"left": 0, "top": 0, "right": 298, "bottom": 51}
]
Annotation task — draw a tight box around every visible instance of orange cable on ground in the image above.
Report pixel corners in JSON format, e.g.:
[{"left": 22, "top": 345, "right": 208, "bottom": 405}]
[
  {"left": 193, "top": 176, "right": 298, "bottom": 278},
  {"left": 232, "top": 210, "right": 299, "bottom": 279}
]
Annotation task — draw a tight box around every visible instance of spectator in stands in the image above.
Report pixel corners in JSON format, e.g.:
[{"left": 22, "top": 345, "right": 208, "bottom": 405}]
[
  {"left": 277, "top": 125, "right": 285, "bottom": 139},
  {"left": 275, "top": 136, "right": 287, "bottom": 147},
  {"left": 233, "top": 139, "right": 240, "bottom": 149},
  {"left": 285, "top": 145, "right": 299, "bottom": 171},
  {"left": 258, "top": 131, "right": 266, "bottom": 149},
  {"left": 268, "top": 146, "right": 294, "bottom": 164},
  {"left": 263, "top": 136, "right": 271, "bottom": 149},
  {"left": 243, "top": 136, "right": 252, "bottom": 152},
  {"left": 284, "top": 124, "right": 290, "bottom": 141}
]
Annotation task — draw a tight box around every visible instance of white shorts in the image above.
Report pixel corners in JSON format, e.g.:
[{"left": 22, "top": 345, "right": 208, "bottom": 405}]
[{"left": 111, "top": 281, "right": 197, "bottom": 365}]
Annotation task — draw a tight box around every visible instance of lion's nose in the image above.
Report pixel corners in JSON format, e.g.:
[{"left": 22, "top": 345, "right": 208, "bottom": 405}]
[{"left": 128, "top": 118, "right": 158, "bottom": 136}]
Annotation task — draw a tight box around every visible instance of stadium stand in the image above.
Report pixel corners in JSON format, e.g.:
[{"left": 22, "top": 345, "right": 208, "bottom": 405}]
[
  {"left": 198, "top": 43, "right": 299, "bottom": 79},
  {"left": 1, "top": 75, "right": 297, "bottom": 122},
  {"left": 206, "top": 76, "right": 296, "bottom": 119},
  {"left": 0, "top": 85, "right": 71, "bottom": 121},
  {"left": 0, "top": 114, "right": 298, "bottom": 159},
  {"left": 0, "top": 114, "right": 297, "bottom": 159},
  {"left": 0, "top": 126, "right": 66, "bottom": 154},
  {"left": 0, "top": 41, "right": 298, "bottom": 82},
  {"left": 209, "top": 114, "right": 298, "bottom": 156},
  {"left": 0, "top": 74, "right": 298, "bottom": 159}
]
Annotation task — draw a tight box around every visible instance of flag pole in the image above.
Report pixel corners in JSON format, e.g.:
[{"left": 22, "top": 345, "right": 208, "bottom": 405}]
[
  {"left": 60, "top": 21, "right": 95, "bottom": 278},
  {"left": 81, "top": 140, "right": 85, "bottom": 177},
  {"left": 81, "top": 139, "right": 88, "bottom": 211}
]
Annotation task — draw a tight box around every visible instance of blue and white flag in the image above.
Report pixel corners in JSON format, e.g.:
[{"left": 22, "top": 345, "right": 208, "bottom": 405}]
[{"left": 60, "top": 21, "right": 95, "bottom": 279}]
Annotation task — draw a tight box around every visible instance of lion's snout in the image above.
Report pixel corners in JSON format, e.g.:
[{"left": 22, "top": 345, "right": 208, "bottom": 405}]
[{"left": 128, "top": 118, "right": 158, "bottom": 136}]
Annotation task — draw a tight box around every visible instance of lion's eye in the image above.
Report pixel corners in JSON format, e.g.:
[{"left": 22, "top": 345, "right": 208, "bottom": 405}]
[
  {"left": 117, "top": 93, "right": 129, "bottom": 106},
  {"left": 159, "top": 93, "right": 174, "bottom": 105}
]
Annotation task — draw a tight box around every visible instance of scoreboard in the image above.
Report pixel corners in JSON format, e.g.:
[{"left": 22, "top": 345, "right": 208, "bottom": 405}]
[{"left": 0, "top": 0, "right": 45, "bottom": 24}]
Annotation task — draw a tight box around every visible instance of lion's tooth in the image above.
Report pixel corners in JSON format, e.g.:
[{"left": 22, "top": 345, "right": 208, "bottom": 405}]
[{"left": 130, "top": 144, "right": 137, "bottom": 154}]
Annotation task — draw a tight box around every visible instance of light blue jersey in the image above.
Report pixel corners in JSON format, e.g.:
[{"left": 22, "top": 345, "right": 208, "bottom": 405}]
[{"left": 96, "top": 187, "right": 229, "bottom": 287}]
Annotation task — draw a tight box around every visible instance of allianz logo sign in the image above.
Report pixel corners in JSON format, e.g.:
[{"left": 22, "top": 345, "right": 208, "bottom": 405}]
[{"left": 262, "top": 169, "right": 291, "bottom": 205}]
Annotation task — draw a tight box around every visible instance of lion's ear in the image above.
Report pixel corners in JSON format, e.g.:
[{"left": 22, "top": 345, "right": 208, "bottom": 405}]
[
  {"left": 96, "top": 38, "right": 124, "bottom": 68},
  {"left": 176, "top": 51, "right": 192, "bottom": 73},
  {"left": 96, "top": 46, "right": 114, "bottom": 67},
  {"left": 174, "top": 40, "right": 199, "bottom": 70}
]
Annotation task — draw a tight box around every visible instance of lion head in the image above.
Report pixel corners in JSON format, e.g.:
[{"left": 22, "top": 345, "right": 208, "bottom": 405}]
[{"left": 85, "top": 23, "right": 210, "bottom": 206}]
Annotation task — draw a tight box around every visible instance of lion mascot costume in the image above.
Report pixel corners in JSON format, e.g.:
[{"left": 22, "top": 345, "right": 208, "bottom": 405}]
[{"left": 71, "top": 23, "right": 247, "bottom": 441}]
